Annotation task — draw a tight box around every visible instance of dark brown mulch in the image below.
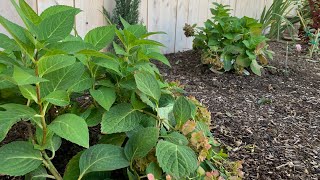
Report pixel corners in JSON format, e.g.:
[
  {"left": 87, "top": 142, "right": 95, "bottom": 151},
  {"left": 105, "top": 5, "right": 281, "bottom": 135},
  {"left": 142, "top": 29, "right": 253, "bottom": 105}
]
[{"left": 156, "top": 41, "right": 320, "bottom": 180}]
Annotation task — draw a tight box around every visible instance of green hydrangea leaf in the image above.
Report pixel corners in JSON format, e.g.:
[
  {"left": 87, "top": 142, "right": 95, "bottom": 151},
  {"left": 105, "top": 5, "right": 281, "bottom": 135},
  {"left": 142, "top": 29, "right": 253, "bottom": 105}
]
[
  {"left": 0, "top": 141, "right": 42, "bottom": 176},
  {"left": 134, "top": 71, "right": 161, "bottom": 102},
  {"left": 37, "top": 55, "right": 76, "bottom": 77},
  {"left": 78, "top": 144, "right": 129, "bottom": 179},
  {"left": 101, "top": 103, "right": 143, "bottom": 134},
  {"left": 163, "top": 132, "right": 189, "bottom": 146},
  {"left": 156, "top": 141, "right": 198, "bottom": 179},
  {"left": 42, "top": 90, "right": 70, "bottom": 106},
  {"left": 90, "top": 87, "right": 116, "bottom": 111},
  {"left": 84, "top": 25, "right": 116, "bottom": 50},
  {"left": 173, "top": 97, "right": 192, "bottom": 127},
  {"left": 124, "top": 127, "right": 159, "bottom": 161},
  {"left": 48, "top": 114, "right": 89, "bottom": 148}
]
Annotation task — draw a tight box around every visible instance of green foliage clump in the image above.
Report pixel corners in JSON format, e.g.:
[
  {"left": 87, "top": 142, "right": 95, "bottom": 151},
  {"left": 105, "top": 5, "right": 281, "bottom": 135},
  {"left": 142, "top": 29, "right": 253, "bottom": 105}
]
[
  {"left": 260, "top": 0, "right": 296, "bottom": 39},
  {"left": 103, "top": 0, "right": 140, "bottom": 28},
  {"left": 186, "top": 3, "right": 273, "bottom": 76},
  {"left": 0, "top": 1, "right": 242, "bottom": 179}
]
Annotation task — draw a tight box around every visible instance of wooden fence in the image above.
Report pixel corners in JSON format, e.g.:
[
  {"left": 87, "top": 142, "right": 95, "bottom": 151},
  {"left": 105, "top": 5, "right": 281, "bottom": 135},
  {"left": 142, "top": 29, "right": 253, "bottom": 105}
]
[{"left": 0, "top": 0, "right": 273, "bottom": 53}]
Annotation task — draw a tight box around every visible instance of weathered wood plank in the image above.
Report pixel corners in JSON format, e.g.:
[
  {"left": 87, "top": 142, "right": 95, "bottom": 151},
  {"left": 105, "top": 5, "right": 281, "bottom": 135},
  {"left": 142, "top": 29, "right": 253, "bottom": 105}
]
[
  {"left": 140, "top": 0, "right": 148, "bottom": 26},
  {"left": 148, "top": 0, "right": 178, "bottom": 53},
  {"left": 75, "top": 0, "right": 105, "bottom": 37},
  {"left": 175, "top": 0, "right": 190, "bottom": 52},
  {"left": 37, "top": 0, "right": 74, "bottom": 14}
]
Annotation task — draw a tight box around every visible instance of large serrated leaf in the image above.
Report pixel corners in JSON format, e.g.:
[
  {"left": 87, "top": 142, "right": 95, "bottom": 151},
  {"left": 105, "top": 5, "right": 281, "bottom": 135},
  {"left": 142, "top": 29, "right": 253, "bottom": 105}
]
[
  {"left": 40, "top": 5, "right": 79, "bottom": 19},
  {"left": 0, "top": 33, "right": 19, "bottom": 50},
  {"left": 11, "top": 0, "right": 39, "bottom": 35},
  {"left": 47, "top": 41, "right": 94, "bottom": 54},
  {"left": 101, "top": 103, "right": 143, "bottom": 134},
  {"left": 41, "top": 63, "right": 84, "bottom": 96},
  {"left": 148, "top": 52, "right": 171, "bottom": 67},
  {"left": 134, "top": 71, "right": 161, "bottom": 102},
  {"left": 13, "top": 66, "right": 48, "bottom": 86},
  {"left": 173, "top": 97, "right": 192, "bottom": 127},
  {"left": 98, "top": 133, "right": 127, "bottom": 146},
  {"left": 90, "top": 87, "right": 116, "bottom": 111},
  {"left": 48, "top": 114, "right": 89, "bottom": 148},
  {"left": 78, "top": 144, "right": 129, "bottom": 179},
  {"left": 0, "top": 141, "right": 42, "bottom": 176},
  {"left": 37, "top": 55, "right": 76, "bottom": 77},
  {"left": 156, "top": 141, "right": 198, "bottom": 179},
  {"left": 18, "top": 0, "right": 41, "bottom": 25},
  {"left": 42, "top": 90, "right": 70, "bottom": 106},
  {"left": 68, "top": 71, "right": 94, "bottom": 93},
  {"left": 124, "top": 127, "right": 159, "bottom": 161},
  {"left": 84, "top": 25, "right": 116, "bottom": 50},
  {"left": 38, "top": 9, "right": 80, "bottom": 43},
  {"left": 127, "top": 24, "right": 147, "bottom": 38},
  {"left": 163, "top": 132, "right": 189, "bottom": 146},
  {"left": 19, "top": 85, "right": 37, "bottom": 102}
]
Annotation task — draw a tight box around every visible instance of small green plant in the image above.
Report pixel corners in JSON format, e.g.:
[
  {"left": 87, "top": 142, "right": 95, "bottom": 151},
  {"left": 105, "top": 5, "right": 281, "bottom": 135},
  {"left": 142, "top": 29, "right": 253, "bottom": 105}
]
[
  {"left": 185, "top": 3, "right": 273, "bottom": 76},
  {"left": 260, "top": 0, "right": 296, "bottom": 40},
  {"left": 103, "top": 0, "right": 140, "bottom": 28},
  {"left": 0, "top": 0, "right": 241, "bottom": 180}
]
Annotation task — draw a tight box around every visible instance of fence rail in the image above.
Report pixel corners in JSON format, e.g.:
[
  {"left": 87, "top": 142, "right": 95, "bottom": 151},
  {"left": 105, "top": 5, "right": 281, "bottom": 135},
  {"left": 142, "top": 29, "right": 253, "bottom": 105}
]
[{"left": 0, "top": 0, "right": 272, "bottom": 53}]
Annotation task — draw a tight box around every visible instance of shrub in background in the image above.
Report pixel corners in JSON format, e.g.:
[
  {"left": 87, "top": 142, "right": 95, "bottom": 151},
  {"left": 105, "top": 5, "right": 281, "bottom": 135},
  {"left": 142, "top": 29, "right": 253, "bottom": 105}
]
[
  {"left": 185, "top": 3, "right": 273, "bottom": 76},
  {"left": 103, "top": 0, "right": 140, "bottom": 28},
  {"left": 260, "top": 0, "right": 296, "bottom": 40},
  {"left": 0, "top": 0, "right": 243, "bottom": 179}
]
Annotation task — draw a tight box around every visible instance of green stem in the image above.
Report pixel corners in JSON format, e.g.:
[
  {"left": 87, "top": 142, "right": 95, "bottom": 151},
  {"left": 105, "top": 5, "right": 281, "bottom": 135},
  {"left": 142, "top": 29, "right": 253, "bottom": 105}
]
[
  {"left": 42, "top": 151, "right": 63, "bottom": 180},
  {"left": 139, "top": 110, "right": 159, "bottom": 120}
]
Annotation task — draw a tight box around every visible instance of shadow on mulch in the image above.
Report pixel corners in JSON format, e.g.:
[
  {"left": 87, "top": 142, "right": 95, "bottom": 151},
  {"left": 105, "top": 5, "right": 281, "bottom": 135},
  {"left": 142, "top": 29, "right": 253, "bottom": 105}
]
[{"left": 157, "top": 41, "right": 320, "bottom": 180}]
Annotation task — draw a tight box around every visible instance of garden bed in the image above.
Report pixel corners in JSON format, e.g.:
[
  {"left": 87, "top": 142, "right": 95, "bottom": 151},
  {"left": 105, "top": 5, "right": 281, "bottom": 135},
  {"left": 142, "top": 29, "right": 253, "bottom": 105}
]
[
  {"left": 156, "top": 41, "right": 320, "bottom": 180},
  {"left": 1, "top": 42, "right": 319, "bottom": 180}
]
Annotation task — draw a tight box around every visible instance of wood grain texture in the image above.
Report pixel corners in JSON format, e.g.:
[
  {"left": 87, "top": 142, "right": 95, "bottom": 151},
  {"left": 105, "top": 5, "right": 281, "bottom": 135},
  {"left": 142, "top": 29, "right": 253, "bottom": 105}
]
[
  {"left": 175, "top": 0, "right": 189, "bottom": 52},
  {"left": 186, "top": 0, "right": 200, "bottom": 49},
  {"left": 140, "top": 0, "right": 148, "bottom": 26},
  {"left": 37, "top": 0, "right": 74, "bottom": 14},
  {"left": 234, "top": 0, "right": 266, "bottom": 19},
  {"left": 75, "top": 0, "right": 105, "bottom": 37},
  {"left": 148, "top": 0, "right": 178, "bottom": 53}
]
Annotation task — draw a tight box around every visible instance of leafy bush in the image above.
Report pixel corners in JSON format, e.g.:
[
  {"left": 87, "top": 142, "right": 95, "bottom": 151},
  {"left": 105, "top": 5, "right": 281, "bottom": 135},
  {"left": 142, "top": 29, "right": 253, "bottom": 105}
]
[
  {"left": 260, "top": 0, "right": 296, "bottom": 39},
  {"left": 185, "top": 3, "right": 273, "bottom": 76},
  {"left": 0, "top": 1, "right": 242, "bottom": 179},
  {"left": 103, "top": 0, "right": 140, "bottom": 28}
]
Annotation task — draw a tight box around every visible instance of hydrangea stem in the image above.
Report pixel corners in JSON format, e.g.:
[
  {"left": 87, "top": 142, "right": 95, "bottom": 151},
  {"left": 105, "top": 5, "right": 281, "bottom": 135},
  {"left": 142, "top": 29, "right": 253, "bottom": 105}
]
[{"left": 42, "top": 151, "right": 63, "bottom": 180}]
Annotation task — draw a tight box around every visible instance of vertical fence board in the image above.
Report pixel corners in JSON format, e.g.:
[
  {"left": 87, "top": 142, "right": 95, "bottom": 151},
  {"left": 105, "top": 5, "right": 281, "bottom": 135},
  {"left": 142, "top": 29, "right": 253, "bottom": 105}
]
[
  {"left": 140, "top": 0, "right": 148, "bottom": 26},
  {"left": 148, "top": 0, "right": 178, "bottom": 53},
  {"left": 186, "top": 0, "right": 200, "bottom": 49},
  {"left": 75, "top": 0, "right": 105, "bottom": 37},
  {"left": 234, "top": 0, "right": 266, "bottom": 19},
  {"left": 175, "top": 0, "right": 190, "bottom": 52},
  {"left": 37, "top": 0, "right": 74, "bottom": 14}
]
